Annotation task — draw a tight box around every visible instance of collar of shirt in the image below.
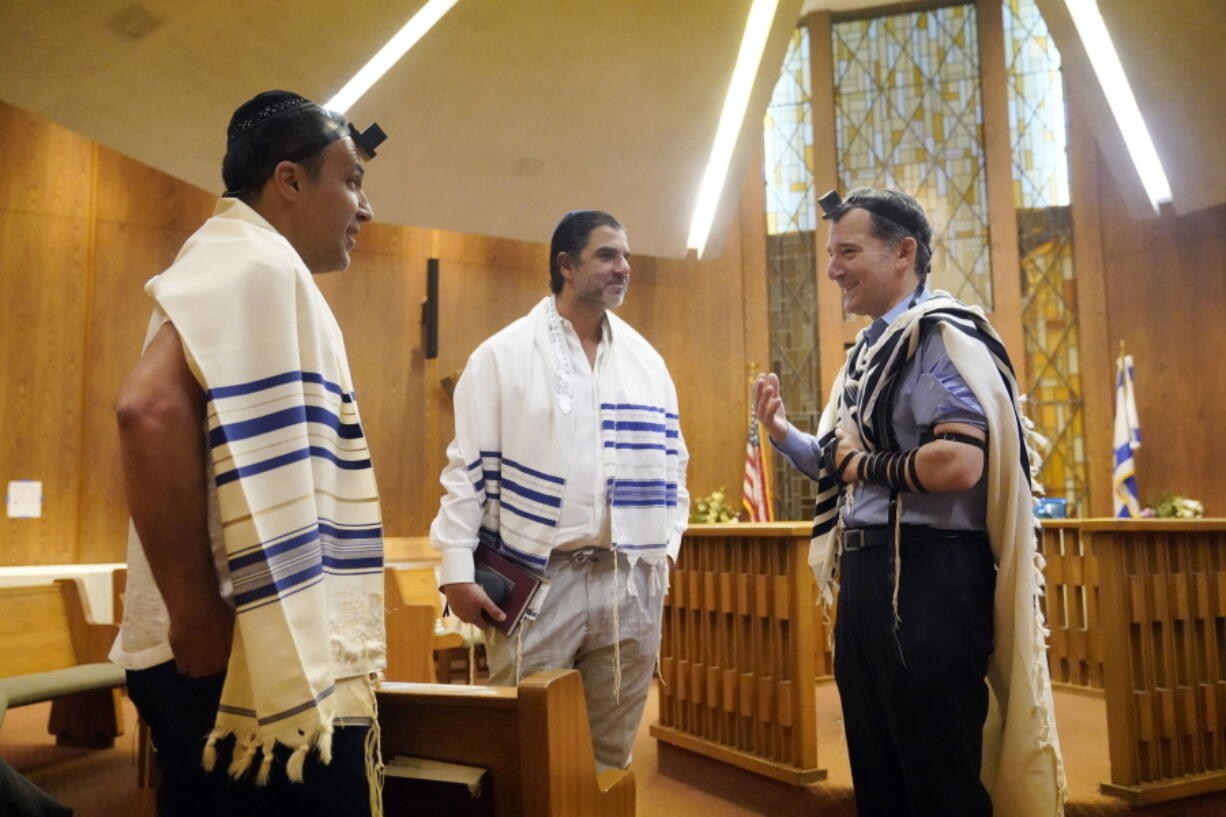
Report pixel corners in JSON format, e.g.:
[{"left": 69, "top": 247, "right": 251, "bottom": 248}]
[
  {"left": 553, "top": 298, "right": 614, "bottom": 351},
  {"left": 869, "top": 285, "right": 931, "bottom": 343}
]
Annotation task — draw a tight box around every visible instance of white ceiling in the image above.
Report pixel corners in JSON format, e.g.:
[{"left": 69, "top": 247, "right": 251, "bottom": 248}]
[
  {"left": 1029, "top": 0, "right": 1226, "bottom": 219},
  {"left": 0, "top": 0, "right": 839, "bottom": 258},
  {"left": 4, "top": 0, "right": 1217, "bottom": 256}
]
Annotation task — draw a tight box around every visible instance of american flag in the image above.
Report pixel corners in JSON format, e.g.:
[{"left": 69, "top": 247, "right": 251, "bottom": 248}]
[{"left": 742, "top": 401, "right": 773, "bottom": 522}]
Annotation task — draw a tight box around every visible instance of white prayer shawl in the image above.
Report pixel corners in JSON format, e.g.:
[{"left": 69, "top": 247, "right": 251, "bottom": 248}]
[
  {"left": 808, "top": 293, "right": 1067, "bottom": 816},
  {"left": 452, "top": 297, "right": 688, "bottom": 583},
  {"left": 144, "top": 198, "right": 385, "bottom": 799}
]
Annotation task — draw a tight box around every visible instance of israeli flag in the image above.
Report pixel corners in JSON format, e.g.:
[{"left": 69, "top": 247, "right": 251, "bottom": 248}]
[{"left": 1113, "top": 353, "right": 1142, "bottom": 517}]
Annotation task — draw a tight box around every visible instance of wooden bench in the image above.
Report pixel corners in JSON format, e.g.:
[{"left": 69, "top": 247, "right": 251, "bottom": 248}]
[
  {"left": 0, "top": 579, "right": 125, "bottom": 748},
  {"left": 384, "top": 565, "right": 483, "bottom": 683},
  {"left": 383, "top": 566, "right": 439, "bottom": 683},
  {"left": 378, "top": 669, "right": 634, "bottom": 817}
]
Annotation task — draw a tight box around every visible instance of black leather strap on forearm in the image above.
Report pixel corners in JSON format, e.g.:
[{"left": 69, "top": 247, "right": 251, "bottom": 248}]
[{"left": 855, "top": 449, "right": 926, "bottom": 493}]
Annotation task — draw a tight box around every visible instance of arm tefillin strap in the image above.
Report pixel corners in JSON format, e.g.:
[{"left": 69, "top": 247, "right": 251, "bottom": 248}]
[
  {"left": 931, "top": 431, "right": 986, "bottom": 450},
  {"left": 852, "top": 433, "right": 985, "bottom": 492},
  {"left": 855, "top": 449, "right": 926, "bottom": 493}
]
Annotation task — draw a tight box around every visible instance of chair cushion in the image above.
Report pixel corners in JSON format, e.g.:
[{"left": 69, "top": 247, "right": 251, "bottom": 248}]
[{"left": 0, "top": 663, "right": 126, "bottom": 708}]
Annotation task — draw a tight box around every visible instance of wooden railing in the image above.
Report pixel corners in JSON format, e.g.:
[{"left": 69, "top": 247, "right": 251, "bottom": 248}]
[
  {"left": 654, "top": 519, "right": 1226, "bottom": 810},
  {"left": 651, "top": 523, "right": 825, "bottom": 786},
  {"left": 1039, "top": 522, "right": 1105, "bottom": 691},
  {"left": 1050, "top": 519, "right": 1226, "bottom": 805}
]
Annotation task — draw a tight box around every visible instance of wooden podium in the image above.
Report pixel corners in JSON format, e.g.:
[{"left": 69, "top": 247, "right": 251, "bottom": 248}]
[{"left": 650, "top": 523, "right": 828, "bottom": 815}]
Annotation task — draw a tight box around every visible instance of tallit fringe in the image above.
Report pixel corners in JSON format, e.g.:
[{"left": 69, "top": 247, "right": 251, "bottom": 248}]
[
  {"left": 365, "top": 674, "right": 385, "bottom": 817},
  {"left": 514, "top": 619, "right": 529, "bottom": 685},
  {"left": 612, "top": 548, "right": 623, "bottom": 705},
  {"left": 1019, "top": 405, "right": 1069, "bottom": 812},
  {"left": 890, "top": 494, "right": 907, "bottom": 667},
  {"left": 202, "top": 721, "right": 336, "bottom": 784}
]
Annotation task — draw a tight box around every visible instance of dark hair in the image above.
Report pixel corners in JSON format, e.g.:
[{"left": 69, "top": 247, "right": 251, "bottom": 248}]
[
  {"left": 828, "top": 187, "right": 933, "bottom": 280},
  {"left": 549, "top": 210, "right": 624, "bottom": 294},
  {"left": 221, "top": 91, "right": 348, "bottom": 204}
]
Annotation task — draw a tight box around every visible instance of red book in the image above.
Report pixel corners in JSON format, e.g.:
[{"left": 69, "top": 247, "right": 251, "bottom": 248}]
[{"left": 473, "top": 541, "right": 546, "bottom": 636}]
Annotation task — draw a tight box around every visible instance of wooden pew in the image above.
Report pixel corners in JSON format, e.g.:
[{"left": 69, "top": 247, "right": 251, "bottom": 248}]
[
  {"left": 0, "top": 579, "right": 125, "bottom": 747},
  {"left": 382, "top": 567, "right": 438, "bottom": 683},
  {"left": 378, "top": 669, "right": 634, "bottom": 817},
  {"left": 383, "top": 565, "right": 470, "bottom": 683}
]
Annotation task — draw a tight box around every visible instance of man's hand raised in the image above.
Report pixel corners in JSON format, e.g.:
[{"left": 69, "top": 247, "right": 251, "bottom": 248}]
[{"left": 752, "top": 373, "right": 790, "bottom": 445}]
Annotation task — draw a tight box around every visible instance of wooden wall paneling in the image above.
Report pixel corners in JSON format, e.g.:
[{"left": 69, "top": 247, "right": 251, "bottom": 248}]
[
  {"left": 0, "top": 104, "right": 96, "bottom": 565},
  {"left": 740, "top": 138, "right": 771, "bottom": 378},
  {"left": 739, "top": 139, "right": 772, "bottom": 513},
  {"left": 806, "top": 12, "right": 844, "bottom": 398},
  {"left": 0, "top": 210, "right": 92, "bottom": 565},
  {"left": 317, "top": 227, "right": 426, "bottom": 538},
  {"left": 78, "top": 222, "right": 201, "bottom": 562},
  {"left": 1067, "top": 103, "right": 1113, "bottom": 517},
  {"left": 0, "top": 103, "right": 94, "bottom": 218},
  {"left": 975, "top": 0, "right": 1026, "bottom": 383},
  {"left": 436, "top": 251, "right": 544, "bottom": 380},
  {"left": 632, "top": 213, "right": 748, "bottom": 503},
  {"left": 1095, "top": 152, "right": 1226, "bottom": 515},
  {"left": 76, "top": 149, "right": 214, "bottom": 562},
  {"left": 92, "top": 146, "right": 215, "bottom": 232}
]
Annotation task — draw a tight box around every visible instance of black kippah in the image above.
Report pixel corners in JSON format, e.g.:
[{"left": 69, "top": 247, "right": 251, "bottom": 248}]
[{"left": 227, "top": 91, "right": 314, "bottom": 144}]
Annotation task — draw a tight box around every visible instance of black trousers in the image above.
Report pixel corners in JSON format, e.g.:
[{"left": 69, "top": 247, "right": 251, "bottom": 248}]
[
  {"left": 834, "top": 529, "right": 996, "bottom": 817},
  {"left": 126, "top": 661, "right": 371, "bottom": 817}
]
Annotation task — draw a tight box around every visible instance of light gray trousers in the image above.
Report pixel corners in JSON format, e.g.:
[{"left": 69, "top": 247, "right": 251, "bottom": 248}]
[{"left": 485, "top": 547, "right": 665, "bottom": 771}]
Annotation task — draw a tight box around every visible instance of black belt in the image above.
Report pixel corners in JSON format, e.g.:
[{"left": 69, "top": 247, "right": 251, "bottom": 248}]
[{"left": 842, "top": 525, "right": 985, "bottom": 552}]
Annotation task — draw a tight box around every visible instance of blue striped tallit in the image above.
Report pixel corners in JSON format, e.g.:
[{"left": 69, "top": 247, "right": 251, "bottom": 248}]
[
  {"left": 145, "top": 198, "right": 384, "bottom": 783},
  {"left": 448, "top": 296, "right": 688, "bottom": 575}
]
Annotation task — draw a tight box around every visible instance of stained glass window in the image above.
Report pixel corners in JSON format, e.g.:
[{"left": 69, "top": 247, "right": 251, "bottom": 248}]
[
  {"left": 1004, "top": 0, "right": 1069, "bottom": 208},
  {"left": 1005, "top": 0, "right": 1088, "bottom": 515},
  {"left": 763, "top": 27, "right": 821, "bottom": 521},
  {"left": 833, "top": 4, "right": 994, "bottom": 309},
  {"left": 765, "top": 27, "right": 816, "bottom": 235}
]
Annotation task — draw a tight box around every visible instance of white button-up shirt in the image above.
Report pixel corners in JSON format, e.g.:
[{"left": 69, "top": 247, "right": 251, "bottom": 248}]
[{"left": 550, "top": 311, "right": 613, "bottom": 550}]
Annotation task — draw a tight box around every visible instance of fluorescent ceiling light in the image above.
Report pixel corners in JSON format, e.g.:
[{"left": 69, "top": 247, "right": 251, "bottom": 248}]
[
  {"left": 687, "top": 0, "right": 781, "bottom": 257},
  {"left": 1064, "top": 0, "right": 1171, "bottom": 211},
  {"left": 326, "top": 0, "right": 461, "bottom": 114}
]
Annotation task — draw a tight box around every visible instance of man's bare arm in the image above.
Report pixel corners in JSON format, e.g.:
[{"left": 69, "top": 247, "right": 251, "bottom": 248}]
[{"left": 115, "top": 322, "right": 233, "bottom": 676}]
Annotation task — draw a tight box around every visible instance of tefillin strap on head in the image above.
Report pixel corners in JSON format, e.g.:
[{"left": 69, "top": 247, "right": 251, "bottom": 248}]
[
  {"left": 817, "top": 187, "right": 931, "bottom": 306},
  {"left": 222, "top": 90, "right": 390, "bottom": 198},
  {"left": 280, "top": 120, "right": 388, "bottom": 164}
]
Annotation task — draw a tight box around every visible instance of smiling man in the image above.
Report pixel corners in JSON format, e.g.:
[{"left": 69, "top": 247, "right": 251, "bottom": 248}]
[
  {"left": 111, "top": 91, "right": 388, "bottom": 817},
  {"left": 753, "top": 188, "right": 1065, "bottom": 816},
  {"left": 431, "top": 210, "right": 689, "bottom": 772}
]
